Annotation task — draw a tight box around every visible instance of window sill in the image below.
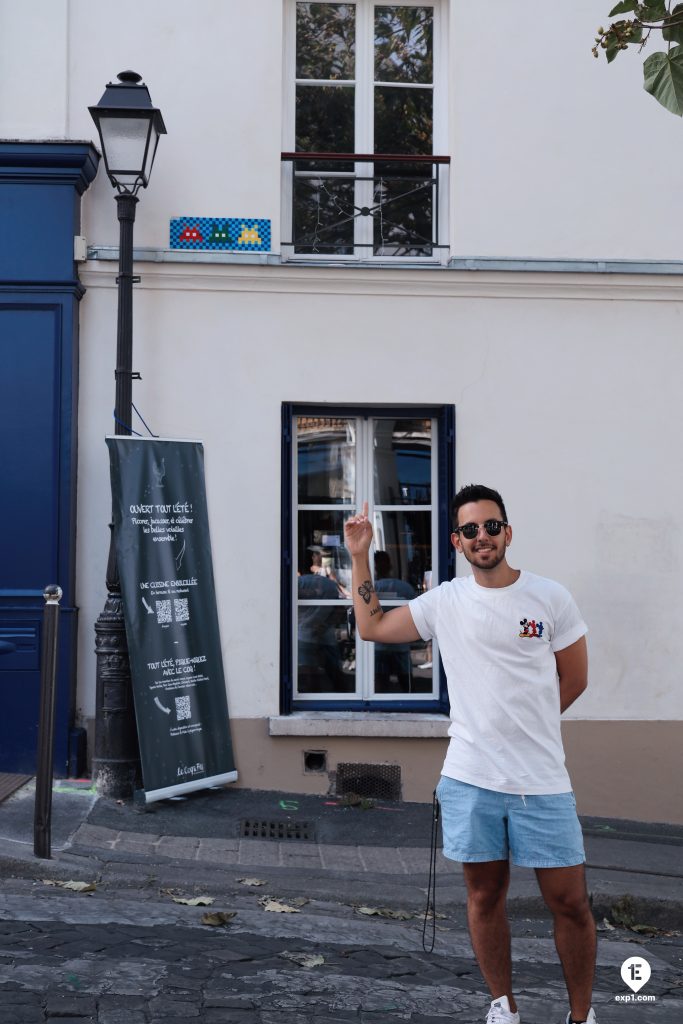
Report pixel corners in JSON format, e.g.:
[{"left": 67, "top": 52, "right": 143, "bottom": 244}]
[{"left": 269, "top": 712, "right": 450, "bottom": 739}]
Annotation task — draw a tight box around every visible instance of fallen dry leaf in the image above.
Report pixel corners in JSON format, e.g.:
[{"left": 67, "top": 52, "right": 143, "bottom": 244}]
[
  {"left": 172, "top": 896, "right": 215, "bottom": 906},
  {"left": 42, "top": 880, "right": 96, "bottom": 894},
  {"left": 260, "top": 898, "right": 301, "bottom": 914},
  {"left": 201, "top": 911, "right": 237, "bottom": 927},
  {"left": 279, "top": 951, "right": 325, "bottom": 968},
  {"left": 236, "top": 877, "right": 267, "bottom": 887},
  {"left": 356, "top": 905, "right": 413, "bottom": 921}
]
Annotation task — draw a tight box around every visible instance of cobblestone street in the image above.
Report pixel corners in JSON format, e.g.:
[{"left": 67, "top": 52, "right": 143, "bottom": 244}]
[{"left": 0, "top": 873, "right": 680, "bottom": 1024}]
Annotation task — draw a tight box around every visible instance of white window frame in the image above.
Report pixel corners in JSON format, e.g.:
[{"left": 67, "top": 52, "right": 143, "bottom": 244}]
[
  {"left": 292, "top": 414, "right": 440, "bottom": 703},
  {"left": 282, "top": 0, "right": 449, "bottom": 263}
]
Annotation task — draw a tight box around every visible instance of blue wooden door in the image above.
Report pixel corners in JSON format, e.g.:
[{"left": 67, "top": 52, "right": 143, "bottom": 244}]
[{"left": 0, "top": 142, "right": 98, "bottom": 774}]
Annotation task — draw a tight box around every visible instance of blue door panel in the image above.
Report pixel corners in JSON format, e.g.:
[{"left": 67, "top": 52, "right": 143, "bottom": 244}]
[
  {"left": 0, "top": 184, "right": 76, "bottom": 282},
  {"left": 0, "top": 307, "right": 60, "bottom": 589}
]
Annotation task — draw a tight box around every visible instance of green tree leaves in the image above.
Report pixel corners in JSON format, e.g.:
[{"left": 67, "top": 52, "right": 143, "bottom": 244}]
[
  {"left": 596, "top": 2, "right": 683, "bottom": 114},
  {"left": 643, "top": 46, "right": 683, "bottom": 113}
]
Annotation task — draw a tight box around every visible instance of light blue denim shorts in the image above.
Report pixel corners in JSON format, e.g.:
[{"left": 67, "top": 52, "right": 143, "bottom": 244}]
[{"left": 436, "top": 775, "right": 586, "bottom": 868}]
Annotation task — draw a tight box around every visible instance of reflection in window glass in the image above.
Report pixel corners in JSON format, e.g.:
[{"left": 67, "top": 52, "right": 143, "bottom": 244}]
[
  {"left": 294, "top": 176, "right": 355, "bottom": 254},
  {"left": 298, "top": 510, "right": 352, "bottom": 596},
  {"left": 374, "top": 419, "right": 431, "bottom": 505},
  {"left": 298, "top": 603, "right": 355, "bottom": 693},
  {"left": 373, "top": 164, "right": 433, "bottom": 256},
  {"left": 374, "top": 86, "right": 432, "bottom": 155},
  {"left": 373, "top": 510, "right": 431, "bottom": 592},
  {"left": 374, "top": 638, "right": 433, "bottom": 694},
  {"left": 375, "top": 6, "right": 433, "bottom": 84},
  {"left": 297, "top": 2, "right": 356, "bottom": 81},
  {"left": 297, "top": 418, "right": 355, "bottom": 504},
  {"left": 290, "top": 411, "right": 441, "bottom": 706},
  {"left": 296, "top": 85, "right": 355, "bottom": 160}
]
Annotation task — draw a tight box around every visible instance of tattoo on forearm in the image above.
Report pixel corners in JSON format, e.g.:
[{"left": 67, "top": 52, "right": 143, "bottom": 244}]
[
  {"left": 369, "top": 606, "right": 381, "bottom": 617},
  {"left": 358, "top": 580, "right": 374, "bottom": 605}
]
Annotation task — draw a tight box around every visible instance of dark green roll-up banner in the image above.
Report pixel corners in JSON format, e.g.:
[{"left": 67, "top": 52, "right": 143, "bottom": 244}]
[{"left": 107, "top": 438, "right": 237, "bottom": 802}]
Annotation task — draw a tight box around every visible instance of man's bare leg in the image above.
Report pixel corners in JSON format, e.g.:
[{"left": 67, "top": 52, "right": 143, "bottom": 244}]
[
  {"left": 535, "top": 865, "right": 596, "bottom": 1022},
  {"left": 462, "top": 860, "right": 518, "bottom": 1013}
]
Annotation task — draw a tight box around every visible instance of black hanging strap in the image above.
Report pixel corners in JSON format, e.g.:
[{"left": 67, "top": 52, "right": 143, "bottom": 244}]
[{"left": 422, "top": 787, "right": 440, "bottom": 953}]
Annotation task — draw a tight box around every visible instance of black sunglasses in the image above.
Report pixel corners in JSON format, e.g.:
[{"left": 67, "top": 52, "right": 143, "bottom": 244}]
[{"left": 454, "top": 519, "right": 508, "bottom": 540}]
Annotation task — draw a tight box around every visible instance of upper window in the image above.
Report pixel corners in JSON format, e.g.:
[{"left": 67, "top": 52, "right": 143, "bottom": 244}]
[
  {"left": 282, "top": 1, "right": 448, "bottom": 260},
  {"left": 281, "top": 404, "right": 454, "bottom": 712}
]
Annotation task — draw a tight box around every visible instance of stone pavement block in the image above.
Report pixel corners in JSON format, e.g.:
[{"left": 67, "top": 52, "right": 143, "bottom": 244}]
[
  {"left": 0, "top": 993, "right": 41, "bottom": 1004},
  {"left": 96, "top": 995, "right": 147, "bottom": 1011},
  {"left": 195, "top": 843, "right": 239, "bottom": 865},
  {"left": 319, "top": 844, "right": 364, "bottom": 870},
  {"left": 359, "top": 847, "right": 406, "bottom": 873},
  {"left": 260, "top": 1014, "right": 312, "bottom": 1024},
  {"left": 156, "top": 836, "right": 199, "bottom": 857},
  {"left": 203, "top": 995, "right": 256, "bottom": 1008},
  {"left": 71, "top": 824, "right": 120, "bottom": 848},
  {"left": 196, "top": 837, "right": 239, "bottom": 857},
  {"left": 46, "top": 993, "right": 97, "bottom": 1015},
  {"left": 0, "top": 1009, "right": 45, "bottom": 1024},
  {"left": 196, "top": 1013, "right": 259, "bottom": 1024},
  {"left": 279, "top": 847, "right": 323, "bottom": 868},
  {"left": 98, "top": 1013, "right": 147, "bottom": 1024},
  {"left": 147, "top": 996, "right": 201, "bottom": 1016},
  {"left": 110, "top": 829, "right": 155, "bottom": 846},
  {"left": 44, "top": 1019, "right": 94, "bottom": 1024},
  {"left": 115, "top": 836, "right": 158, "bottom": 853},
  {"left": 238, "top": 841, "right": 282, "bottom": 866},
  {"left": 396, "top": 848, "right": 433, "bottom": 873}
]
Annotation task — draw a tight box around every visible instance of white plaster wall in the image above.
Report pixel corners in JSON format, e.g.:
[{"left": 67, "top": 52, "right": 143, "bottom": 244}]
[
  {"left": 76, "top": 265, "right": 683, "bottom": 725},
  {"left": 0, "top": 0, "right": 68, "bottom": 138},
  {"left": 67, "top": 0, "right": 283, "bottom": 251},
  {"left": 449, "top": 0, "right": 683, "bottom": 260},
  {"left": 0, "top": 0, "right": 676, "bottom": 259}
]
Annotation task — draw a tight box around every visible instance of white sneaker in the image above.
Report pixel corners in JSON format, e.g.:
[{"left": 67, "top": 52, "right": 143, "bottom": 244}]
[
  {"left": 565, "top": 1010, "right": 597, "bottom": 1024},
  {"left": 486, "top": 995, "right": 521, "bottom": 1024}
]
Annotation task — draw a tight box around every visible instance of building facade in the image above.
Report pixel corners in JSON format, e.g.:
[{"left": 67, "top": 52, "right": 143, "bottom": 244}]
[{"left": 1, "top": 0, "right": 682, "bottom": 822}]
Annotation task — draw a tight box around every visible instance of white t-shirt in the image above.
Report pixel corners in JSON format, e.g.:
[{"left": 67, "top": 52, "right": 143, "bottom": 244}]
[{"left": 409, "top": 570, "right": 587, "bottom": 795}]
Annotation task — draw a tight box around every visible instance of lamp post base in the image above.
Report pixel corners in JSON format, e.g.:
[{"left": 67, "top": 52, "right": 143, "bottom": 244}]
[{"left": 93, "top": 586, "right": 141, "bottom": 798}]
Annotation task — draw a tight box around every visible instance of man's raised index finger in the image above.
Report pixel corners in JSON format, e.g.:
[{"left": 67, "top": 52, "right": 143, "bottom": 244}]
[{"left": 362, "top": 500, "right": 369, "bottom": 518}]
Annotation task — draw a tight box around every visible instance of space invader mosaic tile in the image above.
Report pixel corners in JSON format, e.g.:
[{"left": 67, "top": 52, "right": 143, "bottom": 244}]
[{"left": 170, "top": 217, "right": 271, "bottom": 252}]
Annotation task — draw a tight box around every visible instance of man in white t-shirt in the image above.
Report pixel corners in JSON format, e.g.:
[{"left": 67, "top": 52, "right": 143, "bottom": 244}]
[{"left": 344, "top": 485, "right": 596, "bottom": 1024}]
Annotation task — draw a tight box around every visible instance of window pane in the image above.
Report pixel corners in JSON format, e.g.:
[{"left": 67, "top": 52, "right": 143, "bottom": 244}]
[
  {"left": 374, "top": 419, "right": 432, "bottom": 505},
  {"left": 374, "top": 638, "right": 433, "bottom": 694},
  {"left": 374, "top": 86, "right": 432, "bottom": 155},
  {"left": 298, "top": 603, "right": 355, "bottom": 693},
  {"left": 297, "top": 417, "right": 355, "bottom": 504},
  {"left": 293, "top": 176, "right": 356, "bottom": 254},
  {"left": 298, "top": 510, "right": 352, "bottom": 595},
  {"left": 375, "top": 6, "right": 433, "bottom": 84},
  {"left": 373, "top": 171, "right": 433, "bottom": 256},
  {"left": 297, "top": 2, "right": 356, "bottom": 80},
  {"left": 373, "top": 510, "right": 431, "bottom": 592},
  {"left": 296, "top": 85, "right": 355, "bottom": 163}
]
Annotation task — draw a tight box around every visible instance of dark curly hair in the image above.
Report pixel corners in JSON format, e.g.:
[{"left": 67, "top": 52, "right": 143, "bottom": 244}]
[{"left": 451, "top": 484, "right": 508, "bottom": 531}]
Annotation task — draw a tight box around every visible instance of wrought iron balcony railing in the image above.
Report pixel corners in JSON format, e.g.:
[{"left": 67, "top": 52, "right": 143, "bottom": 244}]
[{"left": 281, "top": 152, "right": 450, "bottom": 259}]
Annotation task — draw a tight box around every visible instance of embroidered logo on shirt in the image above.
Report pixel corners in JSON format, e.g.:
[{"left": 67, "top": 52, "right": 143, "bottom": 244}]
[{"left": 519, "top": 617, "right": 544, "bottom": 638}]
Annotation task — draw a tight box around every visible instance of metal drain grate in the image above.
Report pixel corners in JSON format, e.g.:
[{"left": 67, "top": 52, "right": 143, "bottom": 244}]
[
  {"left": 336, "top": 762, "right": 401, "bottom": 801},
  {"left": 240, "top": 819, "right": 316, "bottom": 842}
]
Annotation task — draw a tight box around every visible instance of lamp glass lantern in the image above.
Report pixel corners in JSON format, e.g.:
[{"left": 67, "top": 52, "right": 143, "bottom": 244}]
[{"left": 89, "top": 70, "right": 167, "bottom": 196}]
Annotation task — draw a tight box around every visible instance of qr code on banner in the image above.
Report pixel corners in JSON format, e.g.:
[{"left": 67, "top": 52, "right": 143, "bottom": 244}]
[
  {"left": 155, "top": 600, "right": 172, "bottom": 624},
  {"left": 173, "top": 598, "right": 189, "bottom": 623},
  {"left": 175, "top": 695, "right": 191, "bottom": 722}
]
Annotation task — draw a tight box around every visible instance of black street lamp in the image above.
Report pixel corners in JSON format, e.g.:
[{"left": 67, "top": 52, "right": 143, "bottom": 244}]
[{"left": 89, "top": 72, "right": 166, "bottom": 797}]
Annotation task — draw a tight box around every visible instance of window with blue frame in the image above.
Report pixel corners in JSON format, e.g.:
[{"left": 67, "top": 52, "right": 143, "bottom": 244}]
[{"left": 281, "top": 404, "right": 454, "bottom": 711}]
